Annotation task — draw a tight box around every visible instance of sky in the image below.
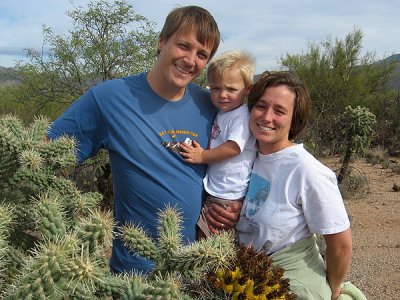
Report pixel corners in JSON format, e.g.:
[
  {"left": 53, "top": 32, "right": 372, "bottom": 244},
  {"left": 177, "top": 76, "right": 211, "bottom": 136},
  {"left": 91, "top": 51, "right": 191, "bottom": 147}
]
[{"left": 0, "top": 0, "right": 399, "bottom": 73}]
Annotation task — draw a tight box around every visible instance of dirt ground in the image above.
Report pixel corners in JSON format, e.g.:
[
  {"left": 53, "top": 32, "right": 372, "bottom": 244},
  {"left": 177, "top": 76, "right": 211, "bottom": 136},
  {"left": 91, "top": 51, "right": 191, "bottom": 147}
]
[{"left": 322, "top": 156, "right": 400, "bottom": 300}]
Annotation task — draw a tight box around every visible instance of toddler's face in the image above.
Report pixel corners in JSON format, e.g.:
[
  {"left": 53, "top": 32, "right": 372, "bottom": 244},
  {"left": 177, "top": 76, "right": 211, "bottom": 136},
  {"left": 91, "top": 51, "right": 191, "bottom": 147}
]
[{"left": 209, "top": 67, "right": 248, "bottom": 112}]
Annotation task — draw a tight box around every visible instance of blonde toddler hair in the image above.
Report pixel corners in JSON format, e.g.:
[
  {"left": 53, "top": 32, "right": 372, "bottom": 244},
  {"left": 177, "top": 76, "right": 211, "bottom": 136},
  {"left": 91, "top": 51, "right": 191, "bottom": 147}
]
[{"left": 207, "top": 50, "right": 256, "bottom": 87}]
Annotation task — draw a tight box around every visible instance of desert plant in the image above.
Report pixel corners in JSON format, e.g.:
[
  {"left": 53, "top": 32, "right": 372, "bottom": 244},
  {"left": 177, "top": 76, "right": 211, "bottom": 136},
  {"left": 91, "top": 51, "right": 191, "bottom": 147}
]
[
  {"left": 337, "top": 106, "right": 376, "bottom": 183},
  {"left": 364, "top": 146, "right": 387, "bottom": 163},
  {"left": 0, "top": 114, "right": 298, "bottom": 299},
  {"left": 207, "top": 244, "right": 297, "bottom": 300},
  {"left": 0, "top": 114, "right": 243, "bottom": 299},
  {"left": 391, "top": 163, "right": 400, "bottom": 175},
  {"left": 119, "top": 206, "right": 236, "bottom": 281}
]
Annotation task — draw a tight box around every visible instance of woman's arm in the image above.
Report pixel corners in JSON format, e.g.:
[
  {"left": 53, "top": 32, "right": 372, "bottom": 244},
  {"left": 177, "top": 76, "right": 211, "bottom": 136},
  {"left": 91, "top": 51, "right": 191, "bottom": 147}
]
[
  {"left": 180, "top": 140, "right": 240, "bottom": 164},
  {"left": 324, "top": 227, "right": 353, "bottom": 300}
]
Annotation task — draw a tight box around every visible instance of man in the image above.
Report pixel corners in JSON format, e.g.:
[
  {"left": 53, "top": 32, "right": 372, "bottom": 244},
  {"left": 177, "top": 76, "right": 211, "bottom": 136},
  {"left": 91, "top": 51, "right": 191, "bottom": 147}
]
[{"left": 49, "top": 5, "right": 239, "bottom": 274}]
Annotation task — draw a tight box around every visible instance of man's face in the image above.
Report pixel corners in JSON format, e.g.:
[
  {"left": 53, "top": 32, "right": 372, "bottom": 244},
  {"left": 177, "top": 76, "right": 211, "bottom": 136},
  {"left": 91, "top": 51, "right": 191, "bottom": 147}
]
[{"left": 156, "top": 30, "right": 212, "bottom": 93}]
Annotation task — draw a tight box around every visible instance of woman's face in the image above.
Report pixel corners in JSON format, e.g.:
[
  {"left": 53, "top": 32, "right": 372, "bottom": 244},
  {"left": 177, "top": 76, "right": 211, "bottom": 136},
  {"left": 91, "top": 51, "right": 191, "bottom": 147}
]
[{"left": 249, "top": 85, "right": 295, "bottom": 155}]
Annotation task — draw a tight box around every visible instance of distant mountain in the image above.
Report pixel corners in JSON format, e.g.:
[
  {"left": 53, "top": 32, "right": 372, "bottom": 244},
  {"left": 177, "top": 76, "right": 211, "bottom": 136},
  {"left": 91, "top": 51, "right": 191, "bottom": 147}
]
[
  {"left": 0, "top": 66, "right": 20, "bottom": 86},
  {"left": 381, "top": 54, "right": 400, "bottom": 89},
  {"left": 382, "top": 53, "right": 400, "bottom": 64}
]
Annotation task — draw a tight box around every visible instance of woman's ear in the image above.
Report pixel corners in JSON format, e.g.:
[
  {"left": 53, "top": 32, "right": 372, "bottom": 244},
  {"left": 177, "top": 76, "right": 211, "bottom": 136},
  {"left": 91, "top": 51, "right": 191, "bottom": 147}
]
[{"left": 245, "top": 83, "right": 253, "bottom": 96}]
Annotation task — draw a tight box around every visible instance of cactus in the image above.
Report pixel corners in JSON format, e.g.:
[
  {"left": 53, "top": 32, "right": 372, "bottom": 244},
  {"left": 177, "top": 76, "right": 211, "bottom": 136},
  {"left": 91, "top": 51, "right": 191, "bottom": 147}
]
[
  {"left": 119, "top": 205, "right": 236, "bottom": 281},
  {"left": 3, "top": 237, "right": 74, "bottom": 299},
  {"left": 337, "top": 106, "right": 376, "bottom": 183},
  {"left": 0, "top": 114, "right": 295, "bottom": 299},
  {"left": 34, "top": 191, "right": 68, "bottom": 242},
  {"left": 75, "top": 208, "right": 114, "bottom": 255},
  {"left": 208, "top": 244, "right": 297, "bottom": 300},
  {"left": 0, "top": 204, "right": 13, "bottom": 290}
]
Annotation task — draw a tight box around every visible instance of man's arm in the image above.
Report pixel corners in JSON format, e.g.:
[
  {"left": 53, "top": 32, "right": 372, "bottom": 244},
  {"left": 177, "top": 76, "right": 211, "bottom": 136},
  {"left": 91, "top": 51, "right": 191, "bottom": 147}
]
[
  {"left": 180, "top": 140, "right": 240, "bottom": 164},
  {"left": 205, "top": 201, "right": 242, "bottom": 233},
  {"left": 324, "top": 228, "right": 352, "bottom": 300}
]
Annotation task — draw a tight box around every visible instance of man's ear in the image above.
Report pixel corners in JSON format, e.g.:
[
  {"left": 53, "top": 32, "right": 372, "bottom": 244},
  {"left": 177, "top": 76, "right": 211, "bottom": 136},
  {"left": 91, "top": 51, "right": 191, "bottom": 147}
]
[{"left": 157, "top": 36, "right": 164, "bottom": 55}]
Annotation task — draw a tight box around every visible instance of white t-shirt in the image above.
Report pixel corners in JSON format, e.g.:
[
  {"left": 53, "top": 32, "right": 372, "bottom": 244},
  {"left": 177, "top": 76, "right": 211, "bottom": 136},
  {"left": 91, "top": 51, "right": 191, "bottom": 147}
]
[
  {"left": 236, "top": 144, "right": 350, "bottom": 254},
  {"left": 204, "top": 104, "right": 257, "bottom": 200}
]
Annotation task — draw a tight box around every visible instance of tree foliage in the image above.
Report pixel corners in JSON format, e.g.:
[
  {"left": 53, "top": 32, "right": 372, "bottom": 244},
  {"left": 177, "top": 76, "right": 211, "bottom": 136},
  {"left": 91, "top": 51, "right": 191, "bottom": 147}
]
[
  {"left": 280, "top": 27, "right": 396, "bottom": 154},
  {"left": 13, "top": 0, "right": 159, "bottom": 116},
  {"left": 369, "top": 90, "right": 400, "bottom": 153}
]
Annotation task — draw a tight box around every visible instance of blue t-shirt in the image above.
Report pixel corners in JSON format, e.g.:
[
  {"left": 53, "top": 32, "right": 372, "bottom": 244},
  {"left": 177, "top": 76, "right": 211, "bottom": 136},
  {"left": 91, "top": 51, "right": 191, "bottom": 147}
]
[{"left": 49, "top": 72, "right": 217, "bottom": 273}]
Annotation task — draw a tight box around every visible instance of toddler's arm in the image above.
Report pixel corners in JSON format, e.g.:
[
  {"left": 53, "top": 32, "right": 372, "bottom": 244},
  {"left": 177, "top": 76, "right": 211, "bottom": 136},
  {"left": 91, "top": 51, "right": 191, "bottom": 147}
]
[{"left": 180, "top": 140, "right": 240, "bottom": 164}]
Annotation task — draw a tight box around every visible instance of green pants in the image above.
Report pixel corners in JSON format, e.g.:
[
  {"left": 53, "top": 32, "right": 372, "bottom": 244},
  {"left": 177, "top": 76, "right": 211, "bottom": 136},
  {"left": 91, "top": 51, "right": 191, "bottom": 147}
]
[{"left": 271, "top": 235, "right": 332, "bottom": 300}]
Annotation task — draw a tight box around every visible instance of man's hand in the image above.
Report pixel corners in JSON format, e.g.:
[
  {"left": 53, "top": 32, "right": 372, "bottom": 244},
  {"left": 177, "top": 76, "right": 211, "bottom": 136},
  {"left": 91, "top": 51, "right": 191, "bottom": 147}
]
[
  {"left": 180, "top": 140, "right": 205, "bottom": 164},
  {"left": 206, "top": 201, "right": 243, "bottom": 233}
]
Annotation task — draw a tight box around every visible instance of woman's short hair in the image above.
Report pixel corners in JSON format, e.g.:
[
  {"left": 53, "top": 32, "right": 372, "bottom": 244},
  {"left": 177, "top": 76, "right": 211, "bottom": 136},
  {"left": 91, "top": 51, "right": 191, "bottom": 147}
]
[{"left": 248, "top": 71, "right": 311, "bottom": 140}]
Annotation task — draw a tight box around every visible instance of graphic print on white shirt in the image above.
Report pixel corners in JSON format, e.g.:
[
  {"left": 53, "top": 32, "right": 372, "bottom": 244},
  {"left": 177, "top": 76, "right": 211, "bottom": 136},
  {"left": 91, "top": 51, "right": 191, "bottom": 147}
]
[
  {"left": 210, "top": 122, "right": 221, "bottom": 140},
  {"left": 245, "top": 173, "right": 270, "bottom": 218}
]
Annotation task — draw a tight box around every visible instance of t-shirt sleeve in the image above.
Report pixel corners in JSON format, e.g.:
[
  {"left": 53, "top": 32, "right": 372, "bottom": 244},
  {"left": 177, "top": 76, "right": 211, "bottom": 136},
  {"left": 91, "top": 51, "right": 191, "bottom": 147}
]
[
  {"left": 226, "top": 113, "right": 251, "bottom": 153},
  {"left": 301, "top": 168, "right": 350, "bottom": 235},
  {"left": 48, "top": 90, "right": 108, "bottom": 163}
]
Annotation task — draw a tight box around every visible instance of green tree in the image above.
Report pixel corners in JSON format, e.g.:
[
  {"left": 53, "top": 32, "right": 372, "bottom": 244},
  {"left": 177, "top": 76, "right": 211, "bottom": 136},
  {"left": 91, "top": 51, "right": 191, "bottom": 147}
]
[
  {"left": 369, "top": 90, "right": 400, "bottom": 152},
  {"left": 13, "top": 0, "right": 158, "bottom": 117},
  {"left": 280, "top": 27, "right": 395, "bottom": 154}
]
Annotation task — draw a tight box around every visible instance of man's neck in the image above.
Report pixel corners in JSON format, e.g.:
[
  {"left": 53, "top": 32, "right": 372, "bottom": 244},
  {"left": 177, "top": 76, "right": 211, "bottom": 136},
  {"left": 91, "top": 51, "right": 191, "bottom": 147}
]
[{"left": 147, "top": 70, "right": 186, "bottom": 102}]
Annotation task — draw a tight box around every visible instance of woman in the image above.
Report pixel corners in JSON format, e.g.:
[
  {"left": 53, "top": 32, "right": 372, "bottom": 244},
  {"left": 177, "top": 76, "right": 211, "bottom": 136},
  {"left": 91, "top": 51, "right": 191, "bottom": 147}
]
[{"left": 236, "top": 71, "right": 352, "bottom": 300}]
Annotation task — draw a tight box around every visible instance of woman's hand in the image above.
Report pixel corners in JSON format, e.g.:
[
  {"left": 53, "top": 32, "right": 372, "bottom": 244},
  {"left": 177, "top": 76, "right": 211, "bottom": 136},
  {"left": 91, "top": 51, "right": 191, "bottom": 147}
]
[
  {"left": 205, "top": 201, "right": 242, "bottom": 233},
  {"left": 331, "top": 288, "right": 341, "bottom": 300}
]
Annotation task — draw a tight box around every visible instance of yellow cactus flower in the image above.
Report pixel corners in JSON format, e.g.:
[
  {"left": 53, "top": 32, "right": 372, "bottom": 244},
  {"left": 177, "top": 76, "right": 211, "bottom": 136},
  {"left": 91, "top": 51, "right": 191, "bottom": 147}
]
[{"left": 222, "top": 282, "right": 234, "bottom": 293}]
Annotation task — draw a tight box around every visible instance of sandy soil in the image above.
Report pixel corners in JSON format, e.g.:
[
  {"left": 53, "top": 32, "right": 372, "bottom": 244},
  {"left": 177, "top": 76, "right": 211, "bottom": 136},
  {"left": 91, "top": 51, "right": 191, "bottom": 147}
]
[{"left": 322, "top": 156, "right": 400, "bottom": 299}]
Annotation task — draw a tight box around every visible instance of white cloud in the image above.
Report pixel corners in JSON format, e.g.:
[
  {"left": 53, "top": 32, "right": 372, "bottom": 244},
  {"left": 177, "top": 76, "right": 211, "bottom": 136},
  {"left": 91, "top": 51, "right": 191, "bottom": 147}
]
[{"left": 1, "top": 0, "right": 399, "bottom": 72}]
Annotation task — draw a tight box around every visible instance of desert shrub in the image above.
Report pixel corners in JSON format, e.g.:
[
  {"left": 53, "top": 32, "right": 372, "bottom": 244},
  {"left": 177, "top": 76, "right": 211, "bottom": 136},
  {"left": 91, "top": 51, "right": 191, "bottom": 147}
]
[
  {"left": 391, "top": 164, "right": 400, "bottom": 175},
  {"left": 381, "top": 159, "right": 395, "bottom": 169},
  {"left": 339, "top": 168, "right": 369, "bottom": 199},
  {"left": 364, "top": 146, "right": 388, "bottom": 163}
]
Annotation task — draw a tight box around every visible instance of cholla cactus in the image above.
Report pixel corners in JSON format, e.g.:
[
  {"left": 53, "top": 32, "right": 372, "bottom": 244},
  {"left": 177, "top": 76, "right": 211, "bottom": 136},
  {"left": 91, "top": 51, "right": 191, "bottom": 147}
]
[
  {"left": 0, "top": 114, "right": 77, "bottom": 195},
  {"left": 337, "top": 106, "right": 376, "bottom": 183},
  {"left": 0, "top": 114, "right": 239, "bottom": 299},
  {"left": 119, "top": 205, "right": 236, "bottom": 281},
  {"left": 0, "top": 204, "right": 13, "bottom": 290},
  {"left": 0, "top": 114, "right": 115, "bottom": 298}
]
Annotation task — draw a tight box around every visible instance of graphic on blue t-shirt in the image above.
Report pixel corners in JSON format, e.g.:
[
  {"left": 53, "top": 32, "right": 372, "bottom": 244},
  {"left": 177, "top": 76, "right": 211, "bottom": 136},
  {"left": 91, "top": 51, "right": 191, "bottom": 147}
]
[
  {"left": 245, "top": 173, "right": 270, "bottom": 217},
  {"left": 162, "top": 137, "right": 193, "bottom": 153}
]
